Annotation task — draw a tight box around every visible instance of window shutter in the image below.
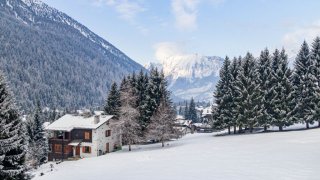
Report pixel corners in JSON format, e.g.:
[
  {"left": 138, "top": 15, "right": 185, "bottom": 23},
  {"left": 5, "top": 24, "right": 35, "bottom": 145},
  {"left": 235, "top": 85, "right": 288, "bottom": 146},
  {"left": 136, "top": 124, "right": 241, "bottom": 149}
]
[
  {"left": 82, "top": 147, "right": 85, "bottom": 153},
  {"left": 89, "top": 147, "right": 91, "bottom": 153}
]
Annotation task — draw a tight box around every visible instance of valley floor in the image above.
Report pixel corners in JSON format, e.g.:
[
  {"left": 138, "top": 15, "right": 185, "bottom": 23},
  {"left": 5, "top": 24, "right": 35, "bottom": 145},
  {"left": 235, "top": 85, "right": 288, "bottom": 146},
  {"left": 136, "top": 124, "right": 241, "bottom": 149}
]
[{"left": 34, "top": 125, "right": 320, "bottom": 180}]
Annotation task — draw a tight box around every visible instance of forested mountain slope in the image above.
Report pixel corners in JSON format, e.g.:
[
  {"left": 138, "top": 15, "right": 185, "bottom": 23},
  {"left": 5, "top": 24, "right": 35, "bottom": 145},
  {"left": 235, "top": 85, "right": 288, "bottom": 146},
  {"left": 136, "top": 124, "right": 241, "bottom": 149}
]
[{"left": 0, "top": 0, "right": 144, "bottom": 111}]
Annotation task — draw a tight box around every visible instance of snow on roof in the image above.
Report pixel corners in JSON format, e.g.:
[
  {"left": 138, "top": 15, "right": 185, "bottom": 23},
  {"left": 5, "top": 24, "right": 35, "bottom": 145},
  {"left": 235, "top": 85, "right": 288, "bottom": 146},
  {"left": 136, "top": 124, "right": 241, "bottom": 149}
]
[
  {"left": 45, "top": 114, "right": 114, "bottom": 132},
  {"left": 176, "top": 115, "right": 184, "bottom": 120}
]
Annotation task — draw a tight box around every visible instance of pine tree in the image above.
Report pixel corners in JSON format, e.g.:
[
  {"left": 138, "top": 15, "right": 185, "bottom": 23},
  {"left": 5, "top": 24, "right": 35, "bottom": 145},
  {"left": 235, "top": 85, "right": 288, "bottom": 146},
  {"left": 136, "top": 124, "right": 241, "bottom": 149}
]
[
  {"left": 0, "top": 73, "right": 28, "bottom": 180},
  {"left": 188, "top": 97, "right": 197, "bottom": 123},
  {"left": 269, "top": 49, "right": 293, "bottom": 131},
  {"left": 104, "top": 82, "right": 121, "bottom": 119},
  {"left": 256, "top": 49, "right": 273, "bottom": 131},
  {"left": 146, "top": 99, "right": 177, "bottom": 147},
  {"left": 235, "top": 53, "right": 260, "bottom": 133}
]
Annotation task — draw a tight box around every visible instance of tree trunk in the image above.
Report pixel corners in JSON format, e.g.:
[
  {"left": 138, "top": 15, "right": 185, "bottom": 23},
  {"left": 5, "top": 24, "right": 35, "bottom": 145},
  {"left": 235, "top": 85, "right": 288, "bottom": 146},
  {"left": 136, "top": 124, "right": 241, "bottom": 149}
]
[
  {"left": 318, "top": 120, "right": 320, "bottom": 127},
  {"left": 239, "top": 125, "right": 243, "bottom": 133},
  {"left": 161, "top": 140, "right": 164, "bottom": 147},
  {"left": 279, "top": 126, "right": 283, "bottom": 131},
  {"left": 129, "top": 144, "right": 131, "bottom": 151},
  {"left": 306, "top": 121, "right": 309, "bottom": 129},
  {"left": 250, "top": 124, "right": 253, "bottom": 133},
  {"left": 228, "top": 126, "right": 231, "bottom": 134},
  {"left": 264, "top": 125, "right": 267, "bottom": 132},
  {"left": 233, "top": 125, "right": 236, "bottom": 134}
]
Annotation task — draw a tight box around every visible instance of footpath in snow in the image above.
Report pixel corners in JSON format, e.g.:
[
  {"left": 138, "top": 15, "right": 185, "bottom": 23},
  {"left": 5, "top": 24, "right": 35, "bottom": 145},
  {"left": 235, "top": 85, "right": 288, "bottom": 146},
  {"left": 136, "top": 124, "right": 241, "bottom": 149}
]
[{"left": 34, "top": 124, "right": 320, "bottom": 180}]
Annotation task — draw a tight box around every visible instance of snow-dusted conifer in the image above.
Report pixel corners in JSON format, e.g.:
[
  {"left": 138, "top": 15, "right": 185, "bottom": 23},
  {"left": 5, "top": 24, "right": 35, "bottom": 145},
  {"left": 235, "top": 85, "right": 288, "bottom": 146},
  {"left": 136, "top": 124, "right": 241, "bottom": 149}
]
[
  {"left": 184, "top": 101, "right": 189, "bottom": 119},
  {"left": 213, "top": 56, "right": 233, "bottom": 133},
  {"left": 0, "top": 73, "right": 28, "bottom": 179},
  {"left": 256, "top": 49, "right": 273, "bottom": 131},
  {"left": 188, "top": 97, "right": 197, "bottom": 123},
  {"left": 104, "top": 82, "right": 121, "bottom": 119},
  {"left": 269, "top": 49, "right": 293, "bottom": 131},
  {"left": 310, "top": 37, "right": 320, "bottom": 126},
  {"left": 229, "top": 57, "right": 241, "bottom": 133},
  {"left": 291, "top": 41, "right": 318, "bottom": 128},
  {"left": 235, "top": 53, "right": 260, "bottom": 133}
]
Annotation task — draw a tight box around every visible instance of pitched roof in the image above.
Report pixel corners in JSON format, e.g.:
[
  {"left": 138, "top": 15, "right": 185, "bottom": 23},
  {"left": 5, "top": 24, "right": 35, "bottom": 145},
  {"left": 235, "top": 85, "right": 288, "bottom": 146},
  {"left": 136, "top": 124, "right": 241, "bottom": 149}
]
[{"left": 45, "top": 114, "right": 114, "bottom": 132}]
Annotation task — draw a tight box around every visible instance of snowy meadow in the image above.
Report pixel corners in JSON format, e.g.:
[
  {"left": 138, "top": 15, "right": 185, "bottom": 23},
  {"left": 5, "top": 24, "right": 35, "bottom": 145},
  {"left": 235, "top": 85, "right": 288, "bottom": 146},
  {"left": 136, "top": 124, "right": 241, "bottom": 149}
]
[{"left": 34, "top": 124, "right": 320, "bottom": 180}]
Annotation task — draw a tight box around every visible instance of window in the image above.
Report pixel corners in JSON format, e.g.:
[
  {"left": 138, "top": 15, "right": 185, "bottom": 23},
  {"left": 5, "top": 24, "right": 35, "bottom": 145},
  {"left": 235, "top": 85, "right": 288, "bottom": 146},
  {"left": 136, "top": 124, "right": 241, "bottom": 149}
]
[
  {"left": 49, "top": 144, "right": 52, "bottom": 152},
  {"left": 54, "top": 144, "right": 62, "bottom": 152},
  {"left": 82, "top": 146, "right": 91, "bottom": 153},
  {"left": 84, "top": 131, "right": 90, "bottom": 140},
  {"left": 105, "top": 130, "right": 111, "bottom": 137}
]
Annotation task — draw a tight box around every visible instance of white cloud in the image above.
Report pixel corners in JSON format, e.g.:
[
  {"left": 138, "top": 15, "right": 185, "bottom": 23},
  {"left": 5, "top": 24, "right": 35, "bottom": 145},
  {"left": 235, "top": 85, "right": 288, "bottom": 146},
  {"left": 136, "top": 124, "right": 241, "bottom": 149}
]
[
  {"left": 154, "top": 42, "right": 188, "bottom": 62},
  {"left": 282, "top": 21, "right": 320, "bottom": 55},
  {"left": 171, "top": 0, "right": 200, "bottom": 31},
  {"left": 93, "top": 0, "right": 145, "bottom": 21}
]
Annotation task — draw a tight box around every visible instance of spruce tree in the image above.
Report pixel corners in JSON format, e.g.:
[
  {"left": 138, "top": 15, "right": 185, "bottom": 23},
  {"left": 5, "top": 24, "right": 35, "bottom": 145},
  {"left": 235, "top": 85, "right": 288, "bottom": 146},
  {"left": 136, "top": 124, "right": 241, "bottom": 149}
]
[
  {"left": 269, "top": 49, "right": 293, "bottom": 131},
  {"left": 310, "top": 37, "right": 320, "bottom": 126},
  {"left": 214, "top": 56, "right": 233, "bottom": 133},
  {"left": 292, "top": 41, "right": 318, "bottom": 128},
  {"left": 34, "top": 100, "right": 48, "bottom": 165},
  {"left": 229, "top": 57, "right": 241, "bottom": 133},
  {"left": 256, "top": 49, "right": 273, "bottom": 131},
  {"left": 235, "top": 53, "right": 260, "bottom": 133},
  {"left": 0, "top": 73, "right": 28, "bottom": 180},
  {"left": 104, "top": 82, "right": 121, "bottom": 119},
  {"left": 188, "top": 97, "right": 197, "bottom": 123},
  {"left": 184, "top": 101, "right": 189, "bottom": 119}
]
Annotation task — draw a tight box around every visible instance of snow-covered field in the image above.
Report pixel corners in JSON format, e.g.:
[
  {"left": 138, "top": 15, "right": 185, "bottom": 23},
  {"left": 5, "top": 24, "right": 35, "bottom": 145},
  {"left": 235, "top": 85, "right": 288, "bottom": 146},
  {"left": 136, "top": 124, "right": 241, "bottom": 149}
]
[{"left": 34, "top": 126, "right": 320, "bottom": 180}]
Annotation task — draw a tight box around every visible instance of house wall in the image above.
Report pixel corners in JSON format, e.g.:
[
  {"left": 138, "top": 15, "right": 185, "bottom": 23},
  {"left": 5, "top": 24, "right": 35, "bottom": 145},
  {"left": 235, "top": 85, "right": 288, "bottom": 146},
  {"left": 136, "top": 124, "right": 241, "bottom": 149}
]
[{"left": 79, "top": 119, "right": 122, "bottom": 158}]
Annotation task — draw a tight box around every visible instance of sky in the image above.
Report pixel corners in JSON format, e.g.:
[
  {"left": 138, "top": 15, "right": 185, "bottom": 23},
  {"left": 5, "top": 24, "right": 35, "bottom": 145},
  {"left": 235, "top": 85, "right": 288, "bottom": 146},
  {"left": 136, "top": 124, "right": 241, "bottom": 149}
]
[{"left": 42, "top": 0, "right": 320, "bottom": 65}]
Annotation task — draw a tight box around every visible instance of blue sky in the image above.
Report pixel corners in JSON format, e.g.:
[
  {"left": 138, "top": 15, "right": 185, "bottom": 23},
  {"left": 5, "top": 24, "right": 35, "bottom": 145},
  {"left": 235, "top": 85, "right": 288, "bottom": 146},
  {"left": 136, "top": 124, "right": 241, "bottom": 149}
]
[{"left": 42, "top": 0, "right": 320, "bottom": 65}]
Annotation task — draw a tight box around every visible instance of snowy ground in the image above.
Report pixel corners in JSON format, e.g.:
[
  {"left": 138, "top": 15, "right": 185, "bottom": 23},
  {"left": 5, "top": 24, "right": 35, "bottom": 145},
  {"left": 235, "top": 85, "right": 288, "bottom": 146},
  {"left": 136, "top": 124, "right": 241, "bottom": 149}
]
[{"left": 34, "top": 124, "right": 320, "bottom": 180}]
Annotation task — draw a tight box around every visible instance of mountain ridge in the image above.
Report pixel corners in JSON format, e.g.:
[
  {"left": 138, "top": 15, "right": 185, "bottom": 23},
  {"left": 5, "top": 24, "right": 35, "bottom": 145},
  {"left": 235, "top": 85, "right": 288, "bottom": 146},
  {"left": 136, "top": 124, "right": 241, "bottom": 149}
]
[{"left": 146, "top": 54, "right": 223, "bottom": 102}]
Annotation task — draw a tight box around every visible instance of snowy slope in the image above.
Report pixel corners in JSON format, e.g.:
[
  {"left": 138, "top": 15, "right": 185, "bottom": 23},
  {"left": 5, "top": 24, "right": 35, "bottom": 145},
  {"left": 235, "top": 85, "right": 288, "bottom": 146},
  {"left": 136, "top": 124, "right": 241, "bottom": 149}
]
[
  {"left": 147, "top": 54, "right": 223, "bottom": 102},
  {"left": 34, "top": 125, "right": 320, "bottom": 180}
]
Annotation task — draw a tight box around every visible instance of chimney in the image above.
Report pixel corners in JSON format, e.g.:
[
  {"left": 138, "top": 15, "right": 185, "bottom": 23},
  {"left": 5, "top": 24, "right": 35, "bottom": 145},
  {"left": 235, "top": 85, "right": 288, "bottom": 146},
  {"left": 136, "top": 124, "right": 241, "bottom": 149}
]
[{"left": 94, "top": 115, "right": 100, "bottom": 124}]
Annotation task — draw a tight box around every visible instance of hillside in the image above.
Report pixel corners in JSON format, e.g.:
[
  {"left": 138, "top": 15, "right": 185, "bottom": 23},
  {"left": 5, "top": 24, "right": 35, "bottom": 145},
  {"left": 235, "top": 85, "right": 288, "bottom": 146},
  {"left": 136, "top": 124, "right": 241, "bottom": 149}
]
[
  {"left": 34, "top": 125, "right": 320, "bottom": 180},
  {"left": 0, "top": 0, "right": 144, "bottom": 110}
]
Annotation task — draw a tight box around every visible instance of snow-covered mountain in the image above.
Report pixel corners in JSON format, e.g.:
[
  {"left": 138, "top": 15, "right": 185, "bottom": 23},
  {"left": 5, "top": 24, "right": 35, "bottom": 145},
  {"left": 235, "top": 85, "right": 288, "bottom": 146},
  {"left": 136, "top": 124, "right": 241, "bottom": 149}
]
[
  {"left": 147, "top": 54, "right": 223, "bottom": 102},
  {"left": 0, "top": 0, "right": 144, "bottom": 109}
]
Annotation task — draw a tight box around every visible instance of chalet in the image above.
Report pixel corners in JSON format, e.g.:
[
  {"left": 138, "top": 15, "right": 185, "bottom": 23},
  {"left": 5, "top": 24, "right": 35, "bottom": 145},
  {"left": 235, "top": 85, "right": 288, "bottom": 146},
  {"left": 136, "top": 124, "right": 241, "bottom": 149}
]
[
  {"left": 45, "top": 114, "right": 121, "bottom": 161},
  {"left": 174, "top": 115, "right": 192, "bottom": 135}
]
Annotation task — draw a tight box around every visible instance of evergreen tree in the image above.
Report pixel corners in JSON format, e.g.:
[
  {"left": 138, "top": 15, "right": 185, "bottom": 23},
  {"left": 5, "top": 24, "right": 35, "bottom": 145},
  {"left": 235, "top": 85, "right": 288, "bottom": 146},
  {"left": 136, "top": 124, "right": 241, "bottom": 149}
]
[
  {"left": 27, "top": 100, "right": 48, "bottom": 167},
  {"left": 256, "top": 49, "right": 273, "bottom": 131},
  {"left": 104, "top": 82, "right": 121, "bottom": 119},
  {"left": 213, "top": 57, "right": 233, "bottom": 133},
  {"left": 235, "top": 53, "right": 261, "bottom": 133},
  {"left": 229, "top": 57, "right": 241, "bottom": 133},
  {"left": 292, "top": 41, "right": 318, "bottom": 128},
  {"left": 184, "top": 101, "right": 189, "bottom": 119},
  {"left": 0, "top": 73, "right": 28, "bottom": 180},
  {"left": 310, "top": 37, "right": 320, "bottom": 126},
  {"left": 188, "top": 97, "right": 197, "bottom": 123},
  {"left": 269, "top": 49, "right": 293, "bottom": 131}
]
